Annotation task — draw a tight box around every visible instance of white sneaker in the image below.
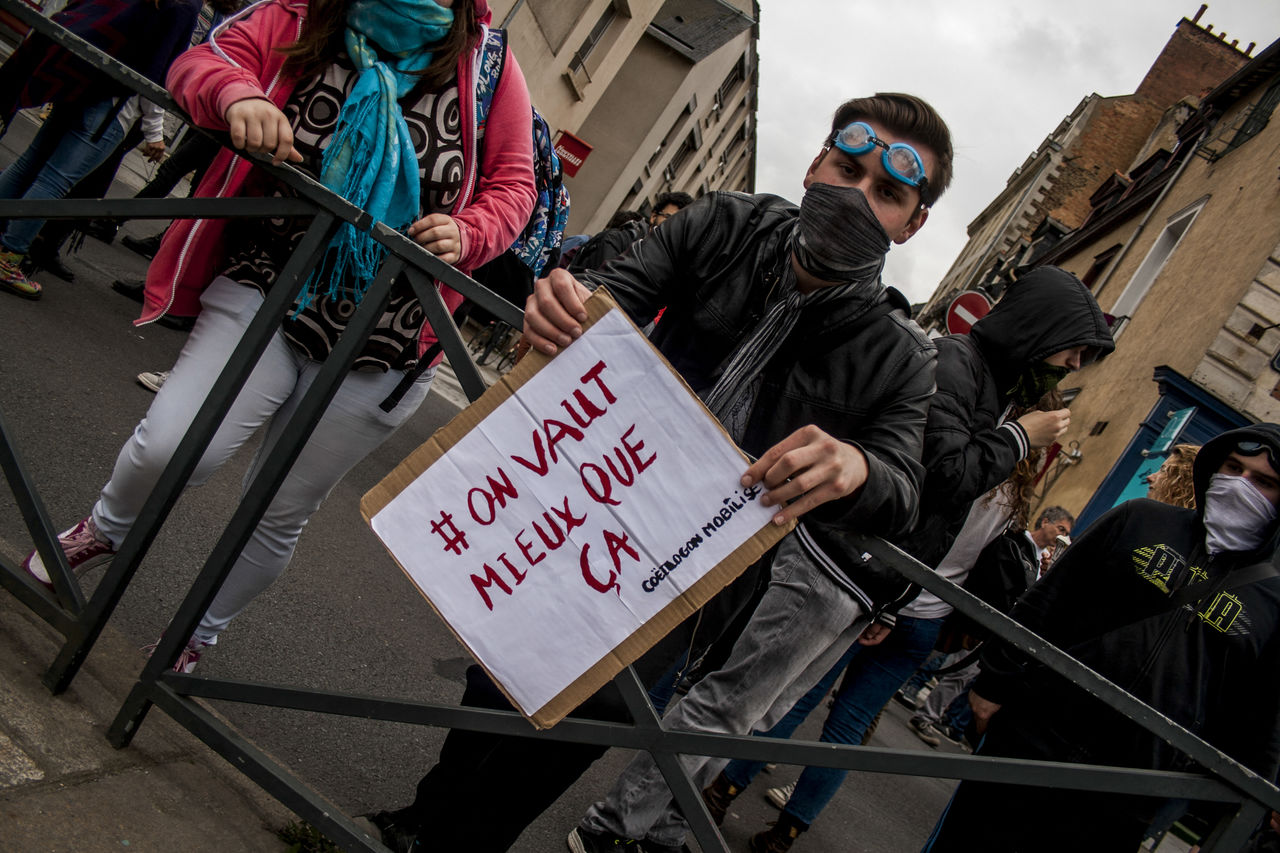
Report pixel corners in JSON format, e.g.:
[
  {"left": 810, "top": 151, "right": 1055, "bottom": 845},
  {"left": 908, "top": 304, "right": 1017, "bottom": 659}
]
[
  {"left": 136, "top": 370, "right": 169, "bottom": 393},
  {"left": 142, "top": 635, "right": 212, "bottom": 673},
  {"left": 765, "top": 782, "right": 795, "bottom": 810}
]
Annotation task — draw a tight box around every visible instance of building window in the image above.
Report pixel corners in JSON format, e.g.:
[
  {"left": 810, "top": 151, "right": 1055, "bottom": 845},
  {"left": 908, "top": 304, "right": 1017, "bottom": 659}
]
[
  {"left": 717, "top": 54, "right": 747, "bottom": 108},
  {"left": 1082, "top": 244, "right": 1121, "bottom": 291},
  {"left": 725, "top": 124, "right": 747, "bottom": 159},
  {"left": 670, "top": 131, "right": 698, "bottom": 175},
  {"left": 569, "top": 5, "right": 617, "bottom": 75},
  {"left": 1107, "top": 198, "right": 1206, "bottom": 339}
]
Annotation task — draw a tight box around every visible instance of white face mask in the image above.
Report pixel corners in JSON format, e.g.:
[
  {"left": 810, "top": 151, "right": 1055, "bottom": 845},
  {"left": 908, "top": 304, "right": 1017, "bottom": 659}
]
[{"left": 1203, "top": 473, "right": 1278, "bottom": 555}]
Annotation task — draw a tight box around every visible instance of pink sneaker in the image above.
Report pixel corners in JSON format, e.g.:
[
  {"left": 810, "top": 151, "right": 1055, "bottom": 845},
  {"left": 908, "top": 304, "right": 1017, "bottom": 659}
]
[
  {"left": 22, "top": 516, "right": 116, "bottom": 588},
  {"left": 142, "top": 636, "right": 212, "bottom": 674}
]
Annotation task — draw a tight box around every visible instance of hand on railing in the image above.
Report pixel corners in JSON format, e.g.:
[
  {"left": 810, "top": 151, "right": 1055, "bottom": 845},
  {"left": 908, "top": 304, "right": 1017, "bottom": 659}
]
[
  {"left": 225, "top": 97, "right": 304, "bottom": 166},
  {"left": 408, "top": 213, "right": 462, "bottom": 266}
]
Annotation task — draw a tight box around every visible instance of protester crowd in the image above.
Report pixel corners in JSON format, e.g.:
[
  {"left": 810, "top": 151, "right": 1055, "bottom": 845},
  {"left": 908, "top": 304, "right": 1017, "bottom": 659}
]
[{"left": 4, "top": 2, "right": 1280, "bottom": 853}]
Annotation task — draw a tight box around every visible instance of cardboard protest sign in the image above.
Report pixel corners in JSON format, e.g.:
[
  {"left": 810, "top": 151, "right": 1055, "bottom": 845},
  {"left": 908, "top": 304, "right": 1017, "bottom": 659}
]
[{"left": 361, "top": 288, "right": 792, "bottom": 728}]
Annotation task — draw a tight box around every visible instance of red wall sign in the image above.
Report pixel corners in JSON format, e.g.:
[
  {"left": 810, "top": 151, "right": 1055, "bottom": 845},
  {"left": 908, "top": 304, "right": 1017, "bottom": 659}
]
[
  {"left": 946, "top": 291, "right": 993, "bottom": 335},
  {"left": 553, "top": 131, "right": 593, "bottom": 178}
]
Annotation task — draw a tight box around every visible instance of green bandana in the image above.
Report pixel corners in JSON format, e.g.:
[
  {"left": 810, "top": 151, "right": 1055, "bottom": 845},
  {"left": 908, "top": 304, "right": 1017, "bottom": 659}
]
[{"left": 1008, "top": 362, "right": 1070, "bottom": 408}]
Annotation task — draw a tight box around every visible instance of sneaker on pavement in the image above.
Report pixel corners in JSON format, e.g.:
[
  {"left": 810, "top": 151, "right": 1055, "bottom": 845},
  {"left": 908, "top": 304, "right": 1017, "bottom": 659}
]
[
  {"left": 121, "top": 232, "right": 162, "bottom": 259},
  {"left": 112, "top": 277, "right": 145, "bottom": 303},
  {"left": 137, "top": 370, "right": 169, "bottom": 393},
  {"left": 936, "top": 724, "right": 966, "bottom": 746},
  {"left": 891, "top": 688, "right": 920, "bottom": 711},
  {"left": 355, "top": 810, "right": 417, "bottom": 853},
  {"left": 765, "top": 782, "right": 795, "bottom": 810},
  {"left": 567, "top": 826, "right": 642, "bottom": 853},
  {"left": 22, "top": 516, "right": 116, "bottom": 586},
  {"left": 938, "top": 725, "right": 974, "bottom": 753},
  {"left": 24, "top": 245, "right": 75, "bottom": 282},
  {"left": 909, "top": 717, "right": 943, "bottom": 747},
  {"left": 82, "top": 219, "right": 120, "bottom": 244},
  {"left": 0, "top": 249, "right": 42, "bottom": 300},
  {"left": 142, "top": 635, "right": 212, "bottom": 674}
]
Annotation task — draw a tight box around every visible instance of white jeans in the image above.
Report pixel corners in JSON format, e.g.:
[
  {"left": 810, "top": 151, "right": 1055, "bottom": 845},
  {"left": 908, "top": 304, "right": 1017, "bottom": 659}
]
[{"left": 92, "top": 277, "right": 434, "bottom": 643}]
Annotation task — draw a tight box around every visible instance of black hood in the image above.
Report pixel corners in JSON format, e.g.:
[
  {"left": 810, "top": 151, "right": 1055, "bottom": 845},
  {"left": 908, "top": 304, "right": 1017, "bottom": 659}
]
[
  {"left": 1193, "top": 423, "right": 1280, "bottom": 558},
  {"left": 968, "top": 266, "right": 1115, "bottom": 395}
]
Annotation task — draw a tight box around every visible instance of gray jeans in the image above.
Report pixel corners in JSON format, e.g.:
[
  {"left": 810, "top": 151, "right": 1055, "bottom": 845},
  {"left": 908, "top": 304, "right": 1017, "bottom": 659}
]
[
  {"left": 580, "top": 534, "right": 869, "bottom": 847},
  {"left": 92, "top": 277, "right": 434, "bottom": 643}
]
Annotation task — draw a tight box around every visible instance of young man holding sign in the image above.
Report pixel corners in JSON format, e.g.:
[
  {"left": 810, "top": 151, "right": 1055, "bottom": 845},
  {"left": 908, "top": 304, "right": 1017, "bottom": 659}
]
[
  {"left": 523, "top": 94, "right": 953, "bottom": 853},
  {"left": 363, "top": 93, "right": 952, "bottom": 853}
]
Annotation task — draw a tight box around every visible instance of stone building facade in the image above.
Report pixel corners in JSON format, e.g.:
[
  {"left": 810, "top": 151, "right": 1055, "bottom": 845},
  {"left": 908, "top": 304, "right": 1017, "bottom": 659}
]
[
  {"left": 489, "top": 0, "right": 759, "bottom": 235},
  {"left": 1013, "top": 35, "right": 1280, "bottom": 526}
]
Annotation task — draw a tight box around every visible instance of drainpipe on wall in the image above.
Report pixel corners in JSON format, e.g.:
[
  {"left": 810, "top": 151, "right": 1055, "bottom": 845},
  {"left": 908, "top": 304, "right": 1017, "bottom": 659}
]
[{"left": 1091, "top": 112, "right": 1214, "bottom": 300}]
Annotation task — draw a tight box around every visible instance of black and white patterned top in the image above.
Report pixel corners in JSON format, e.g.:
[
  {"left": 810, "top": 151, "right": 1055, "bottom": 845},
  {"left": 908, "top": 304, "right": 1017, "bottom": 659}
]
[{"left": 222, "top": 53, "right": 464, "bottom": 370}]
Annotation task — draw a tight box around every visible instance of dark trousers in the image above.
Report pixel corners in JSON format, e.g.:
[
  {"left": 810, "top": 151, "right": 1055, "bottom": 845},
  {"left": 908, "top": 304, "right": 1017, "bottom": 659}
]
[
  {"left": 923, "top": 717, "right": 1153, "bottom": 853},
  {"left": 401, "top": 665, "right": 631, "bottom": 851},
  {"left": 395, "top": 560, "right": 774, "bottom": 851},
  {"left": 133, "top": 129, "right": 219, "bottom": 200}
]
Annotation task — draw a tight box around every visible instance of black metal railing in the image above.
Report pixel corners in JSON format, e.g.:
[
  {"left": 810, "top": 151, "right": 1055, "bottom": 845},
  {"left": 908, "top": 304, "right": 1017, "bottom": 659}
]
[{"left": 0, "top": 3, "right": 1277, "bottom": 851}]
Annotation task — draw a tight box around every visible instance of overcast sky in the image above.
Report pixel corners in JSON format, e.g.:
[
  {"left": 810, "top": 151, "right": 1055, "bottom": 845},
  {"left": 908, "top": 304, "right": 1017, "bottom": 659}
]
[{"left": 752, "top": 1, "right": 1280, "bottom": 304}]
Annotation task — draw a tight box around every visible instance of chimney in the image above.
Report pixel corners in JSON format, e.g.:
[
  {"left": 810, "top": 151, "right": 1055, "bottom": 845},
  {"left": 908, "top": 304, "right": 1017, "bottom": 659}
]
[
  {"left": 1191, "top": 4, "right": 1207, "bottom": 25},
  {"left": 1247, "top": 42, "right": 1256, "bottom": 56}
]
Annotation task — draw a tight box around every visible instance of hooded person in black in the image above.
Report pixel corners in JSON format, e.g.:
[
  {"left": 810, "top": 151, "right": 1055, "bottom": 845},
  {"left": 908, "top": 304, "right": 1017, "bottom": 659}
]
[
  {"left": 926, "top": 424, "right": 1280, "bottom": 853},
  {"left": 896, "top": 265, "right": 1115, "bottom": 576}
]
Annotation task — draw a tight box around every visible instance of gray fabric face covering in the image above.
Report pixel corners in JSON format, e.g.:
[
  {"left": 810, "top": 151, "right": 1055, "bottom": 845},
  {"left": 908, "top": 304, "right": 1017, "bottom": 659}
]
[
  {"left": 1203, "top": 472, "right": 1278, "bottom": 554},
  {"left": 793, "top": 182, "right": 892, "bottom": 284}
]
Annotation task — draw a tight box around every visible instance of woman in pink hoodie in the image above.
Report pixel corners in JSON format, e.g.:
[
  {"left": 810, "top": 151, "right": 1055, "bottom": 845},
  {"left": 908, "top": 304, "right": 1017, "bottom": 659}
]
[{"left": 24, "top": 0, "right": 535, "bottom": 671}]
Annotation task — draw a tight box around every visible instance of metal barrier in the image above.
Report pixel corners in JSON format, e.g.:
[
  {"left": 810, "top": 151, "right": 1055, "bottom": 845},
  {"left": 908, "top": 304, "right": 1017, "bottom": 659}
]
[{"left": 0, "top": 4, "right": 1278, "bottom": 850}]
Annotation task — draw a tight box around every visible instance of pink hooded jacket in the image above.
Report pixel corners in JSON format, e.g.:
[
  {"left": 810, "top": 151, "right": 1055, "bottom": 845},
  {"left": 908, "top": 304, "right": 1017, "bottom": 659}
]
[{"left": 141, "top": 0, "right": 536, "bottom": 360}]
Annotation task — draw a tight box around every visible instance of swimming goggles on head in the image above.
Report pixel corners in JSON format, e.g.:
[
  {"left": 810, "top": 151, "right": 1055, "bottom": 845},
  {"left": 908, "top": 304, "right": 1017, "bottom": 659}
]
[{"left": 831, "top": 121, "right": 930, "bottom": 198}]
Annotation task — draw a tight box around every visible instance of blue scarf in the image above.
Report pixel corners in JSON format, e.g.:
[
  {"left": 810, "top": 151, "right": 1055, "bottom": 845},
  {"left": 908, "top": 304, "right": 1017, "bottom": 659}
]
[{"left": 300, "top": 0, "right": 454, "bottom": 311}]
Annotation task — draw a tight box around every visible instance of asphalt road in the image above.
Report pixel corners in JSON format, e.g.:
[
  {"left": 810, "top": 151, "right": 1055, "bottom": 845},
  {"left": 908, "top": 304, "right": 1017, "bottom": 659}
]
[{"left": 0, "top": 127, "right": 960, "bottom": 853}]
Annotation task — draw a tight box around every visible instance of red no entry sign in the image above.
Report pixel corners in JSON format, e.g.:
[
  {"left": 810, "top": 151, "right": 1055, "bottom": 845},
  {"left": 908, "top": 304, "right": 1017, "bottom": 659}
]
[{"left": 946, "top": 291, "right": 992, "bottom": 335}]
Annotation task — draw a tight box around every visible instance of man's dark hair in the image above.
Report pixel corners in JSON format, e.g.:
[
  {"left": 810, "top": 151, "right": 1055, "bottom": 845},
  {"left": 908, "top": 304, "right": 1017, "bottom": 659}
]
[
  {"left": 653, "top": 191, "right": 694, "bottom": 212},
  {"left": 606, "top": 209, "right": 645, "bottom": 229},
  {"left": 829, "top": 93, "right": 954, "bottom": 207},
  {"left": 1036, "top": 506, "right": 1074, "bottom": 529}
]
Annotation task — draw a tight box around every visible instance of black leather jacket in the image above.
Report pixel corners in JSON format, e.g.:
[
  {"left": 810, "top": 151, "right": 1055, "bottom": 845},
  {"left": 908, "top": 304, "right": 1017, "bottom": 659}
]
[{"left": 581, "top": 190, "right": 937, "bottom": 608}]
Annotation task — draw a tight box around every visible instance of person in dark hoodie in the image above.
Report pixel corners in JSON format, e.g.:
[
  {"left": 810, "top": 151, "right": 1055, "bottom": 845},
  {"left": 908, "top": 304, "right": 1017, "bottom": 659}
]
[
  {"left": 898, "top": 265, "right": 1114, "bottom": 572},
  {"left": 698, "top": 265, "right": 1115, "bottom": 852},
  {"left": 925, "top": 423, "right": 1280, "bottom": 852}
]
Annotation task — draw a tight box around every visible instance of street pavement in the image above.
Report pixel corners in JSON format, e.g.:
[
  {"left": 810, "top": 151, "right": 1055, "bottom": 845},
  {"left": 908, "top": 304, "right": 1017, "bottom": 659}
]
[{"left": 0, "top": 108, "right": 1194, "bottom": 853}]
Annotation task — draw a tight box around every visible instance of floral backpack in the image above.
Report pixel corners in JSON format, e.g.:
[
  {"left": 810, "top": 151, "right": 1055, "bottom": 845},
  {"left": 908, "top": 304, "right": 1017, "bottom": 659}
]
[{"left": 475, "top": 27, "right": 571, "bottom": 277}]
